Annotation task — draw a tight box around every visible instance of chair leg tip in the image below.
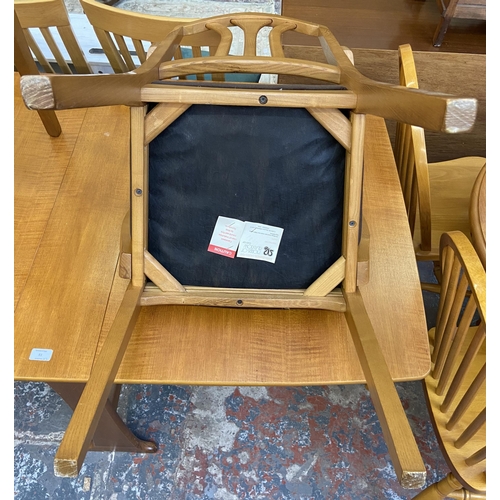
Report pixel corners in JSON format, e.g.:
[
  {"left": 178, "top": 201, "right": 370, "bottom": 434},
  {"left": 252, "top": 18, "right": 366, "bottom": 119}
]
[{"left": 401, "top": 470, "right": 427, "bottom": 489}]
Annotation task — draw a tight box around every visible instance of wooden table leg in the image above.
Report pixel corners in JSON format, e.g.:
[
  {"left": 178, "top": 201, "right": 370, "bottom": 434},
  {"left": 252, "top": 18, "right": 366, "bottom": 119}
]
[{"left": 49, "top": 382, "right": 158, "bottom": 453}]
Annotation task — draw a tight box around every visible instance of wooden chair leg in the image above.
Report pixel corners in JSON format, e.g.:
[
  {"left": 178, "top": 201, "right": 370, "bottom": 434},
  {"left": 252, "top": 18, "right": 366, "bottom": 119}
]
[
  {"left": 53, "top": 284, "right": 144, "bottom": 477},
  {"left": 344, "top": 290, "right": 426, "bottom": 489},
  {"left": 433, "top": 0, "right": 459, "bottom": 47},
  {"left": 412, "top": 473, "right": 463, "bottom": 499}
]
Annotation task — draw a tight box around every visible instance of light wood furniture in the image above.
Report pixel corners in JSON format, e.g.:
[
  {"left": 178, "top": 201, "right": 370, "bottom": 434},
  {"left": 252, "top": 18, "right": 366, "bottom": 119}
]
[
  {"left": 394, "top": 44, "right": 485, "bottom": 292},
  {"left": 433, "top": 0, "right": 486, "bottom": 47},
  {"left": 413, "top": 231, "right": 486, "bottom": 499},
  {"left": 16, "top": 12, "right": 477, "bottom": 484},
  {"left": 79, "top": 0, "right": 202, "bottom": 74},
  {"left": 14, "top": 0, "right": 92, "bottom": 74},
  {"left": 15, "top": 70, "right": 427, "bottom": 486},
  {"left": 79, "top": 0, "right": 258, "bottom": 82},
  {"left": 14, "top": 10, "right": 61, "bottom": 137},
  {"left": 469, "top": 164, "right": 486, "bottom": 268},
  {"left": 281, "top": 45, "right": 486, "bottom": 164}
]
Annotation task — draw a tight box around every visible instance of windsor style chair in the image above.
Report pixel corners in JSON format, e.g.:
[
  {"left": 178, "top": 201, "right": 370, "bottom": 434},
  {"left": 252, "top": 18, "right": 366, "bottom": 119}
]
[
  {"left": 413, "top": 231, "right": 486, "bottom": 499},
  {"left": 18, "top": 13, "right": 477, "bottom": 484}
]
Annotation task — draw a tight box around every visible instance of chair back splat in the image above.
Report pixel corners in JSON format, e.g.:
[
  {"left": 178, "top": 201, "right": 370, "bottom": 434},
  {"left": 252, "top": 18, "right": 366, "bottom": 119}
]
[
  {"left": 413, "top": 231, "right": 486, "bottom": 499},
  {"left": 19, "top": 14, "right": 478, "bottom": 484}
]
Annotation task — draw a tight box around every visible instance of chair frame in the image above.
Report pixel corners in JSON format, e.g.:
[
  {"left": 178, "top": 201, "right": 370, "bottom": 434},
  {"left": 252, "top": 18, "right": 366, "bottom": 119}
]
[
  {"left": 14, "top": 0, "right": 92, "bottom": 75},
  {"left": 19, "top": 13, "right": 478, "bottom": 483},
  {"left": 80, "top": 0, "right": 222, "bottom": 78},
  {"left": 413, "top": 231, "right": 486, "bottom": 499},
  {"left": 394, "top": 44, "right": 485, "bottom": 293}
]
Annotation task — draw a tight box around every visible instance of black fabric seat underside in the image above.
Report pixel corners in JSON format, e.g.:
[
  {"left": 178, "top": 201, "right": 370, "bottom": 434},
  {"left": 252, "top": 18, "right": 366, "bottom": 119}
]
[{"left": 148, "top": 104, "right": 346, "bottom": 289}]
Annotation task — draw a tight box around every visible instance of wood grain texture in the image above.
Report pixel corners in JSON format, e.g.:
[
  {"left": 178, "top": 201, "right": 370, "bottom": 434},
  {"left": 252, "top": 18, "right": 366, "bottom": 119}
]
[
  {"left": 344, "top": 290, "right": 426, "bottom": 488},
  {"left": 281, "top": 45, "right": 486, "bottom": 162},
  {"left": 14, "top": 95, "right": 130, "bottom": 383},
  {"left": 14, "top": 73, "right": 86, "bottom": 308},
  {"left": 14, "top": 86, "right": 429, "bottom": 388},
  {"left": 98, "top": 115, "right": 429, "bottom": 386},
  {"left": 281, "top": 0, "right": 485, "bottom": 54},
  {"left": 54, "top": 284, "right": 144, "bottom": 477}
]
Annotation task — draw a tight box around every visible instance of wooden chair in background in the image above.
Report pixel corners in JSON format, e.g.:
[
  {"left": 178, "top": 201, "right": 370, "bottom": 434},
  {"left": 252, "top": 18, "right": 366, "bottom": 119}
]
[
  {"left": 394, "top": 44, "right": 485, "bottom": 292},
  {"left": 14, "top": 0, "right": 92, "bottom": 75},
  {"left": 19, "top": 13, "right": 478, "bottom": 484},
  {"left": 433, "top": 0, "right": 486, "bottom": 47},
  {"left": 413, "top": 231, "right": 486, "bottom": 499},
  {"left": 14, "top": 10, "right": 61, "bottom": 137},
  {"left": 79, "top": 0, "right": 260, "bottom": 82}
]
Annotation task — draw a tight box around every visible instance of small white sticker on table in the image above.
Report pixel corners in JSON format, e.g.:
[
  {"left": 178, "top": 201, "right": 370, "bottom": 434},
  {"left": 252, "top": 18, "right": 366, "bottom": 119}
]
[
  {"left": 29, "top": 348, "right": 53, "bottom": 362},
  {"left": 237, "top": 222, "right": 284, "bottom": 264}
]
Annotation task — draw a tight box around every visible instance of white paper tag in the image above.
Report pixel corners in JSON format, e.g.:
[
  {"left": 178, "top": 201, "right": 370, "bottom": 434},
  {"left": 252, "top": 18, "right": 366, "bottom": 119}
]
[
  {"left": 29, "top": 348, "right": 53, "bottom": 362},
  {"left": 236, "top": 222, "right": 284, "bottom": 263},
  {"left": 207, "top": 216, "right": 246, "bottom": 258}
]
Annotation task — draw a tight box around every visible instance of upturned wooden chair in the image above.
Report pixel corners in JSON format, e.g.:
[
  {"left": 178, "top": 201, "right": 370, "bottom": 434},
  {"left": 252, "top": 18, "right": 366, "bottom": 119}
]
[
  {"left": 79, "top": 0, "right": 260, "bottom": 82},
  {"left": 413, "top": 231, "right": 486, "bottom": 499},
  {"left": 394, "top": 44, "right": 485, "bottom": 292},
  {"left": 18, "top": 14, "right": 477, "bottom": 483},
  {"left": 14, "top": 0, "right": 92, "bottom": 75}
]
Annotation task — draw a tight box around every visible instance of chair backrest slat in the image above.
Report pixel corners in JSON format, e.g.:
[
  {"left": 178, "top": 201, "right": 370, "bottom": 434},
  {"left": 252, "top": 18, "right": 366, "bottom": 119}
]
[
  {"left": 24, "top": 28, "right": 54, "bottom": 73},
  {"left": 132, "top": 39, "right": 147, "bottom": 64},
  {"left": 115, "top": 33, "right": 136, "bottom": 71},
  {"left": 395, "top": 44, "right": 433, "bottom": 251},
  {"left": 41, "top": 27, "right": 72, "bottom": 74},
  {"left": 15, "top": 0, "right": 92, "bottom": 74},
  {"left": 455, "top": 408, "right": 486, "bottom": 449},
  {"left": 437, "top": 295, "right": 478, "bottom": 395},
  {"left": 446, "top": 362, "right": 485, "bottom": 427}
]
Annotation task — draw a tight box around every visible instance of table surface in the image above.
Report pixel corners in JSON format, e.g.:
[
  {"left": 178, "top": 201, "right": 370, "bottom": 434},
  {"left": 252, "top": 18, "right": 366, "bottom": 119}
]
[{"left": 14, "top": 72, "right": 430, "bottom": 386}]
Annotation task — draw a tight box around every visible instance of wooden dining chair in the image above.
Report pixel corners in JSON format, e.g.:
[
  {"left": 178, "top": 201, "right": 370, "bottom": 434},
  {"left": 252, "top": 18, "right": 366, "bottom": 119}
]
[
  {"left": 14, "top": 0, "right": 92, "bottom": 75},
  {"left": 394, "top": 44, "right": 485, "bottom": 293},
  {"left": 413, "top": 231, "right": 485, "bottom": 499},
  {"left": 79, "top": 0, "right": 260, "bottom": 82},
  {"left": 433, "top": 0, "right": 486, "bottom": 47},
  {"left": 19, "top": 13, "right": 478, "bottom": 483},
  {"left": 14, "top": 10, "right": 61, "bottom": 137}
]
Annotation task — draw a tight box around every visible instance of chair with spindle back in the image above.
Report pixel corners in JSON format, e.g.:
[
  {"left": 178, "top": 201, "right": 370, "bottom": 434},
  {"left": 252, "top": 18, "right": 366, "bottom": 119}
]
[
  {"left": 14, "top": 0, "right": 92, "bottom": 75},
  {"left": 79, "top": 0, "right": 260, "bottom": 82},
  {"left": 394, "top": 44, "right": 485, "bottom": 292},
  {"left": 18, "top": 14, "right": 478, "bottom": 483},
  {"left": 413, "top": 230, "right": 485, "bottom": 499}
]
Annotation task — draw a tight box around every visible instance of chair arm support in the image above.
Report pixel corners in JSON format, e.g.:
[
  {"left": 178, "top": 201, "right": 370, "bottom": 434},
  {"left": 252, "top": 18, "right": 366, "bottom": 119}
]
[{"left": 344, "top": 290, "right": 427, "bottom": 489}]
